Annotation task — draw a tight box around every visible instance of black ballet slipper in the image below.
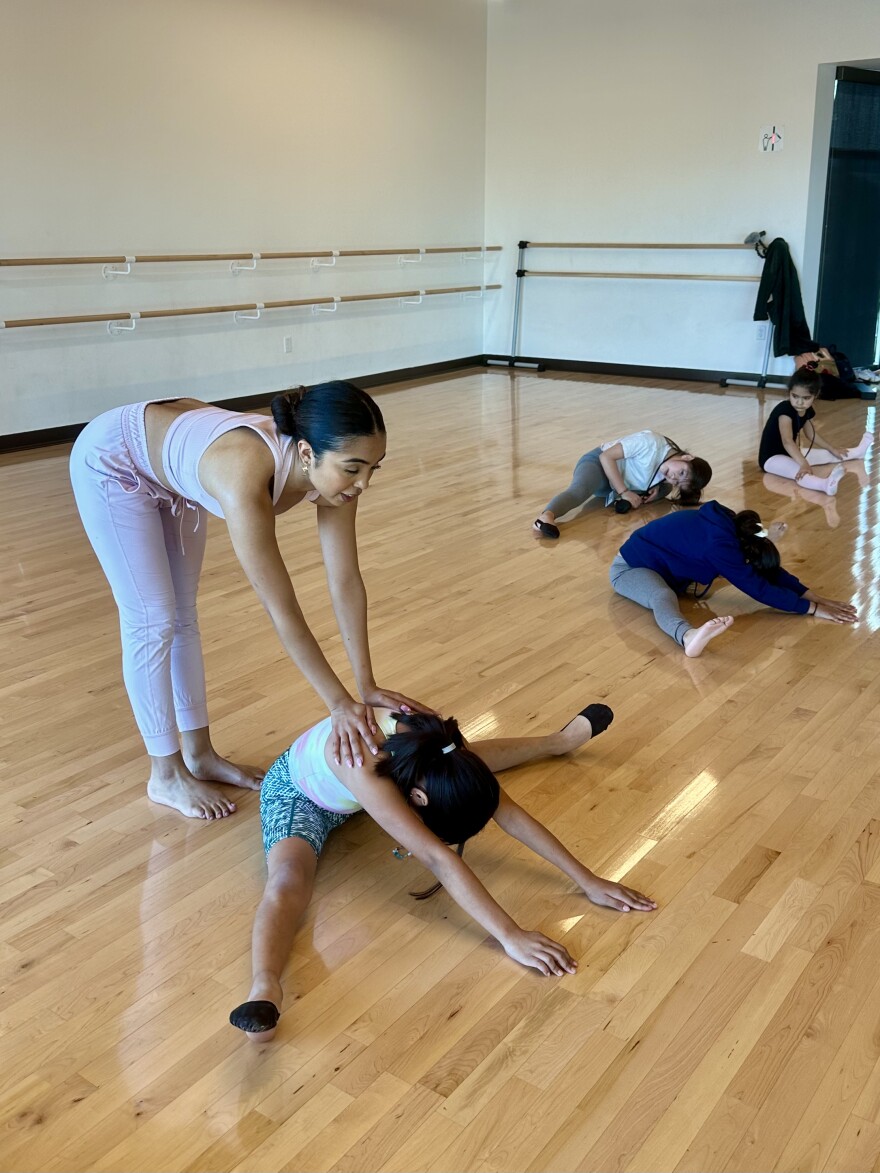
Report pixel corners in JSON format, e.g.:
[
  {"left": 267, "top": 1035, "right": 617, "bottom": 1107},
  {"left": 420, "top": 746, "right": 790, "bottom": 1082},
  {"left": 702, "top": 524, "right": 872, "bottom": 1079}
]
[
  {"left": 566, "top": 703, "right": 614, "bottom": 737},
  {"left": 229, "top": 1000, "right": 280, "bottom": 1034},
  {"left": 534, "top": 519, "right": 560, "bottom": 539}
]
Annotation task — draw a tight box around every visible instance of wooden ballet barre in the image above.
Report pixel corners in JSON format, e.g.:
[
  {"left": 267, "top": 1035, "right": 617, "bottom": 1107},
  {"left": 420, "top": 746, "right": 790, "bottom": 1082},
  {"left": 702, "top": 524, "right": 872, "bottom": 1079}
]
[
  {"left": 0, "top": 245, "right": 502, "bottom": 268},
  {"left": 0, "top": 284, "right": 502, "bottom": 329},
  {"left": 524, "top": 270, "right": 759, "bottom": 282},
  {"left": 524, "top": 241, "right": 753, "bottom": 250}
]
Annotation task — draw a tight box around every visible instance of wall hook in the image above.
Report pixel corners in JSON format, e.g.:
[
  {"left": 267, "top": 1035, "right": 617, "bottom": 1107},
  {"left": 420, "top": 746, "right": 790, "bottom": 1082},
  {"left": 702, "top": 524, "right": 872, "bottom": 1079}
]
[
  {"left": 107, "top": 312, "right": 140, "bottom": 335},
  {"left": 310, "top": 251, "right": 340, "bottom": 270},
  {"left": 103, "top": 257, "right": 135, "bottom": 279},
  {"left": 311, "top": 297, "right": 341, "bottom": 314},
  {"left": 233, "top": 303, "right": 263, "bottom": 323},
  {"left": 398, "top": 249, "right": 426, "bottom": 266},
  {"left": 230, "top": 253, "right": 260, "bottom": 275}
]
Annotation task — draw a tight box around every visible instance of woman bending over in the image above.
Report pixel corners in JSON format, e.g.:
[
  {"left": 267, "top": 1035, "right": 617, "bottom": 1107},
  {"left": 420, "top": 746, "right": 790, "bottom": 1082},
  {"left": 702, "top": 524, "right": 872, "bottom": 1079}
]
[
  {"left": 534, "top": 429, "right": 712, "bottom": 539},
  {"left": 609, "top": 501, "right": 857, "bottom": 657},
  {"left": 758, "top": 365, "right": 872, "bottom": 495},
  {"left": 229, "top": 703, "right": 655, "bottom": 1040},
  {"left": 70, "top": 382, "right": 432, "bottom": 820}
]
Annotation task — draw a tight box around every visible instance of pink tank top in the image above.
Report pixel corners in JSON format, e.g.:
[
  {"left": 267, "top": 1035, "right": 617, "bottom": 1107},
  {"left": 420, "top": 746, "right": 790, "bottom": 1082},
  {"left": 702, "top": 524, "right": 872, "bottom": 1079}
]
[{"left": 161, "top": 406, "right": 297, "bottom": 517}]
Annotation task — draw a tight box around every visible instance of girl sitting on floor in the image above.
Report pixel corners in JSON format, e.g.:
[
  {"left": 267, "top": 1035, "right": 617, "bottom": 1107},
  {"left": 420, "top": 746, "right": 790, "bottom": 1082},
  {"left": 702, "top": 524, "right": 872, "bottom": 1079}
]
[
  {"left": 758, "top": 365, "right": 872, "bottom": 495},
  {"left": 609, "top": 501, "right": 857, "bottom": 657},
  {"left": 230, "top": 702, "right": 655, "bottom": 1040}
]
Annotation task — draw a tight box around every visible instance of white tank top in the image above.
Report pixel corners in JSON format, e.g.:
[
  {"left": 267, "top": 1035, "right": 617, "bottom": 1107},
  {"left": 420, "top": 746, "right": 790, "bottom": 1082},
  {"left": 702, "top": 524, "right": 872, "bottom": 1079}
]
[
  {"left": 161, "top": 405, "right": 297, "bottom": 517},
  {"left": 288, "top": 711, "right": 400, "bottom": 812}
]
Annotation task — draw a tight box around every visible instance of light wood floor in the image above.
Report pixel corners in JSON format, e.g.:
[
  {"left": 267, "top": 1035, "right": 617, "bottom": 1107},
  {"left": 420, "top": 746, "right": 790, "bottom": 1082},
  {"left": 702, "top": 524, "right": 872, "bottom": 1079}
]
[{"left": 2, "top": 369, "right": 880, "bottom": 1173}]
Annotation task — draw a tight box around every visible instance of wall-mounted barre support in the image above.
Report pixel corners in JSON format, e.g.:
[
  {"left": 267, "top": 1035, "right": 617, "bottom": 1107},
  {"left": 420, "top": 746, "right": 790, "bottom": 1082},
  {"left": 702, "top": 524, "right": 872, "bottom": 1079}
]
[
  {"left": 398, "top": 249, "right": 426, "bottom": 266},
  {"left": 311, "top": 297, "right": 341, "bottom": 314},
  {"left": 230, "top": 253, "right": 260, "bottom": 275},
  {"left": 310, "top": 252, "right": 340, "bottom": 270},
  {"left": 233, "top": 303, "right": 264, "bottom": 323},
  {"left": 103, "top": 257, "right": 135, "bottom": 279},
  {"left": 107, "top": 312, "right": 140, "bottom": 335}
]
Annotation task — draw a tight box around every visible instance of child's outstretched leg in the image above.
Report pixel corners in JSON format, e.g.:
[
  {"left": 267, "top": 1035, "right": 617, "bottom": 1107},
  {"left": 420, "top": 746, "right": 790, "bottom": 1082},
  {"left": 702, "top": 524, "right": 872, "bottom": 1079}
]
[
  {"left": 468, "top": 704, "right": 613, "bottom": 773},
  {"left": 763, "top": 455, "right": 845, "bottom": 494},
  {"left": 230, "top": 836, "right": 318, "bottom": 1041},
  {"left": 837, "top": 432, "right": 872, "bottom": 461}
]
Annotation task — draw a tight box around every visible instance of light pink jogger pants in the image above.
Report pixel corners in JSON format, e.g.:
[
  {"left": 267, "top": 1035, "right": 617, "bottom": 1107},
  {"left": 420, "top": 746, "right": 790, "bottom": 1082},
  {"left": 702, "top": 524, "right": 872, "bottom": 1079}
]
[{"left": 69, "top": 402, "right": 209, "bottom": 757}]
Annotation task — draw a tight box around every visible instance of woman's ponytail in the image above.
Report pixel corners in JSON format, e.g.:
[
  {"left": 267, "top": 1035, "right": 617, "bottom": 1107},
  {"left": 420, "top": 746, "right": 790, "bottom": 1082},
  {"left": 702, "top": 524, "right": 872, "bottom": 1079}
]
[{"left": 270, "top": 386, "right": 306, "bottom": 437}]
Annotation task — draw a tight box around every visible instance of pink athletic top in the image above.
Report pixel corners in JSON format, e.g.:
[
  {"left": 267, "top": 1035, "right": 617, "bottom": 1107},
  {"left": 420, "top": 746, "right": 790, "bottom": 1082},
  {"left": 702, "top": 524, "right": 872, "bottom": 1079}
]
[{"left": 161, "top": 405, "right": 298, "bottom": 518}]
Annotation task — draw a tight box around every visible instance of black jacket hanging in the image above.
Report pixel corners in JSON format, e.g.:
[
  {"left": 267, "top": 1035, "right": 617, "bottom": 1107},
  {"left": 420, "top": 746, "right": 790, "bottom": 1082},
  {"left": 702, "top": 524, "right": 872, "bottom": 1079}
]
[{"left": 753, "top": 237, "right": 816, "bottom": 356}]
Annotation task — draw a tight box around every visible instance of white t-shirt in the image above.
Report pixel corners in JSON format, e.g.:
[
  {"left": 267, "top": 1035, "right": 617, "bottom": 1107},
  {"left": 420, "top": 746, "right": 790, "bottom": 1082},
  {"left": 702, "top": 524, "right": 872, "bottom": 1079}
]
[{"left": 600, "top": 430, "right": 671, "bottom": 500}]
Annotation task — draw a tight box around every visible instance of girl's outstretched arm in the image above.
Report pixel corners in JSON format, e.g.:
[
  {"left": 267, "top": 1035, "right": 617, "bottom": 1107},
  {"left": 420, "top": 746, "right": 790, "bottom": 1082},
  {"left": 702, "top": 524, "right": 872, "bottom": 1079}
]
[
  {"left": 492, "top": 790, "right": 656, "bottom": 913},
  {"left": 342, "top": 766, "right": 576, "bottom": 976}
]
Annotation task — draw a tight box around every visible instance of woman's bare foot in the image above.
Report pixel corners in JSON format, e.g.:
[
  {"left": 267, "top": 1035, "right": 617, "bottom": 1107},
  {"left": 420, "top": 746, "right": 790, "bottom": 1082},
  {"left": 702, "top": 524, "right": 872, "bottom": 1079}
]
[
  {"left": 230, "top": 975, "right": 283, "bottom": 1042},
  {"left": 183, "top": 748, "right": 264, "bottom": 790},
  {"left": 147, "top": 769, "right": 237, "bottom": 819},
  {"left": 683, "top": 616, "right": 734, "bottom": 658}
]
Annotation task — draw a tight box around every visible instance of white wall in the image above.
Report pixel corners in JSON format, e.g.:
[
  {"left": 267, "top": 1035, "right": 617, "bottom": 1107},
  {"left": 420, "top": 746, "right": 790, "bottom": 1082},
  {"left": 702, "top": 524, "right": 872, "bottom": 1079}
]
[
  {"left": 0, "top": 0, "right": 494, "bottom": 434},
  {"left": 483, "top": 0, "right": 880, "bottom": 377}
]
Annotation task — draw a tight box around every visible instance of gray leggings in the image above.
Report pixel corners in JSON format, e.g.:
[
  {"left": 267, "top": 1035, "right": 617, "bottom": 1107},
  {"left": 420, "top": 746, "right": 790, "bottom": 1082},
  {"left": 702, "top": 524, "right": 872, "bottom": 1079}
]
[
  {"left": 544, "top": 447, "right": 611, "bottom": 516},
  {"left": 609, "top": 554, "right": 692, "bottom": 647}
]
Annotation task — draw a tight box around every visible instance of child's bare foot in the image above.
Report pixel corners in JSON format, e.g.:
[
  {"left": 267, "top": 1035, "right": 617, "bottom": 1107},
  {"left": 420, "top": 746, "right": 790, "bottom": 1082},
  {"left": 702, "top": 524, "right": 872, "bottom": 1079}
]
[
  {"left": 230, "top": 976, "right": 283, "bottom": 1041},
  {"left": 557, "top": 703, "right": 614, "bottom": 752},
  {"left": 767, "top": 520, "right": 787, "bottom": 542},
  {"left": 183, "top": 749, "right": 264, "bottom": 790},
  {"left": 683, "top": 616, "right": 734, "bottom": 658},
  {"left": 147, "top": 770, "right": 237, "bottom": 819}
]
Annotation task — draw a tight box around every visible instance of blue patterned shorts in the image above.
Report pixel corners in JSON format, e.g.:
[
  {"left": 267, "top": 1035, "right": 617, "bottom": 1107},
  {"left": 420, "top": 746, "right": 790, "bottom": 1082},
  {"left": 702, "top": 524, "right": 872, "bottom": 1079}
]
[{"left": 260, "top": 750, "right": 355, "bottom": 857}]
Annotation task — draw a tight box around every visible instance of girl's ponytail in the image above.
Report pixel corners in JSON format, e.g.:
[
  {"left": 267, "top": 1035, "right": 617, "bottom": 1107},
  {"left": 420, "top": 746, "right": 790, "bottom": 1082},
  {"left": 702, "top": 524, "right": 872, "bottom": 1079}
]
[
  {"left": 733, "top": 509, "right": 781, "bottom": 576},
  {"left": 375, "top": 712, "right": 500, "bottom": 899}
]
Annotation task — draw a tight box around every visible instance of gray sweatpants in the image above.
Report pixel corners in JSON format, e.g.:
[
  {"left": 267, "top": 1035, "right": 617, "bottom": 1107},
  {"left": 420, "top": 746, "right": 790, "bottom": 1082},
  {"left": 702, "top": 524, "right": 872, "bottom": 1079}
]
[
  {"left": 544, "top": 447, "right": 611, "bottom": 516},
  {"left": 609, "top": 554, "right": 692, "bottom": 647}
]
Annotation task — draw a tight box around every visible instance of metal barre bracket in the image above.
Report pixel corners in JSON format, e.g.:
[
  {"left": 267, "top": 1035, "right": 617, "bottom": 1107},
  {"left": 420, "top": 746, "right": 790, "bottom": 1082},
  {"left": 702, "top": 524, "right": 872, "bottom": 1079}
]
[
  {"left": 399, "top": 290, "right": 425, "bottom": 306},
  {"left": 398, "top": 249, "right": 426, "bottom": 266},
  {"left": 103, "top": 257, "right": 135, "bottom": 279},
  {"left": 233, "top": 303, "right": 264, "bottom": 323},
  {"left": 230, "top": 253, "right": 261, "bottom": 275},
  {"left": 107, "top": 312, "right": 140, "bottom": 335},
  {"left": 310, "top": 251, "right": 340, "bottom": 270},
  {"left": 311, "top": 297, "right": 341, "bottom": 314}
]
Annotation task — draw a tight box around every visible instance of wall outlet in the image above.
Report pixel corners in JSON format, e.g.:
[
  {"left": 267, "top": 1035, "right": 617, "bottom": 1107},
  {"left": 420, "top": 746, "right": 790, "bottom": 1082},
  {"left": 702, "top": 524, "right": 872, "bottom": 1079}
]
[
  {"left": 283, "top": 336, "right": 293, "bottom": 354},
  {"left": 756, "top": 322, "right": 769, "bottom": 342}
]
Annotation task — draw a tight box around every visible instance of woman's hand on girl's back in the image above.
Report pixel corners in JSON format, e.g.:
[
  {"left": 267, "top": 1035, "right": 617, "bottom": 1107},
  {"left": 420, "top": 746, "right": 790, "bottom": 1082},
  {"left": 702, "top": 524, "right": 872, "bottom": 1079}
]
[
  {"left": 328, "top": 699, "right": 381, "bottom": 767},
  {"left": 502, "top": 929, "right": 577, "bottom": 976}
]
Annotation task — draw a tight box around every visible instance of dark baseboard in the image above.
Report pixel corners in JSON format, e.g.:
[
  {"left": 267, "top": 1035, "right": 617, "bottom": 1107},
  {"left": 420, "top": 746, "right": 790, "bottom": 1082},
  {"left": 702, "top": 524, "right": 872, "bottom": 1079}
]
[
  {"left": 0, "top": 355, "right": 486, "bottom": 453},
  {"left": 5, "top": 352, "right": 873, "bottom": 452},
  {"left": 482, "top": 353, "right": 790, "bottom": 386}
]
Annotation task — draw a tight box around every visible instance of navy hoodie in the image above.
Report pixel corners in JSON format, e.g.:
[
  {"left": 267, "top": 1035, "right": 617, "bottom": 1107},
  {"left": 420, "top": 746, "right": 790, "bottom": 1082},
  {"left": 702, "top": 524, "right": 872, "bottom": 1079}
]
[{"left": 618, "top": 501, "right": 809, "bottom": 614}]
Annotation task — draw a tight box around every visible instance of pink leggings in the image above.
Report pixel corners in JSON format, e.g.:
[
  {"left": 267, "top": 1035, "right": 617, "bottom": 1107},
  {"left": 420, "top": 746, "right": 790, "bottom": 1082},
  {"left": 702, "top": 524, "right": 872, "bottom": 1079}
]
[
  {"left": 763, "top": 441, "right": 866, "bottom": 493},
  {"left": 69, "top": 403, "right": 209, "bottom": 756}
]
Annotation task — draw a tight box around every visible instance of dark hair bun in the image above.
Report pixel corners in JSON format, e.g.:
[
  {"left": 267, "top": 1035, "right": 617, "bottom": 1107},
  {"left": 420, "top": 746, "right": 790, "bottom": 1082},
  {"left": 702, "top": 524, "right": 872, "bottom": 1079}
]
[{"left": 270, "top": 386, "right": 307, "bottom": 437}]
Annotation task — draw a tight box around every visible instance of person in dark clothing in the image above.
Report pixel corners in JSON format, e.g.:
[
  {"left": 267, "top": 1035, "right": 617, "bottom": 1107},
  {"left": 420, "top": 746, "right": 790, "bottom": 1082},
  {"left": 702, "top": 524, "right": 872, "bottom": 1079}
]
[
  {"left": 754, "top": 237, "right": 816, "bottom": 357},
  {"left": 609, "top": 502, "right": 857, "bottom": 657},
  {"left": 758, "top": 366, "right": 872, "bottom": 494}
]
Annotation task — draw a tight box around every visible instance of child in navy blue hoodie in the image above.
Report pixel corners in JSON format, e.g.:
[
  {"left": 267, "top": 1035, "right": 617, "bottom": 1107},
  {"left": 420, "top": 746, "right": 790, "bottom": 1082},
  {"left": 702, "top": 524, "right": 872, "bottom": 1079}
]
[{"left": 610, "top": 502, "right": 856, "bottom": 656}]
